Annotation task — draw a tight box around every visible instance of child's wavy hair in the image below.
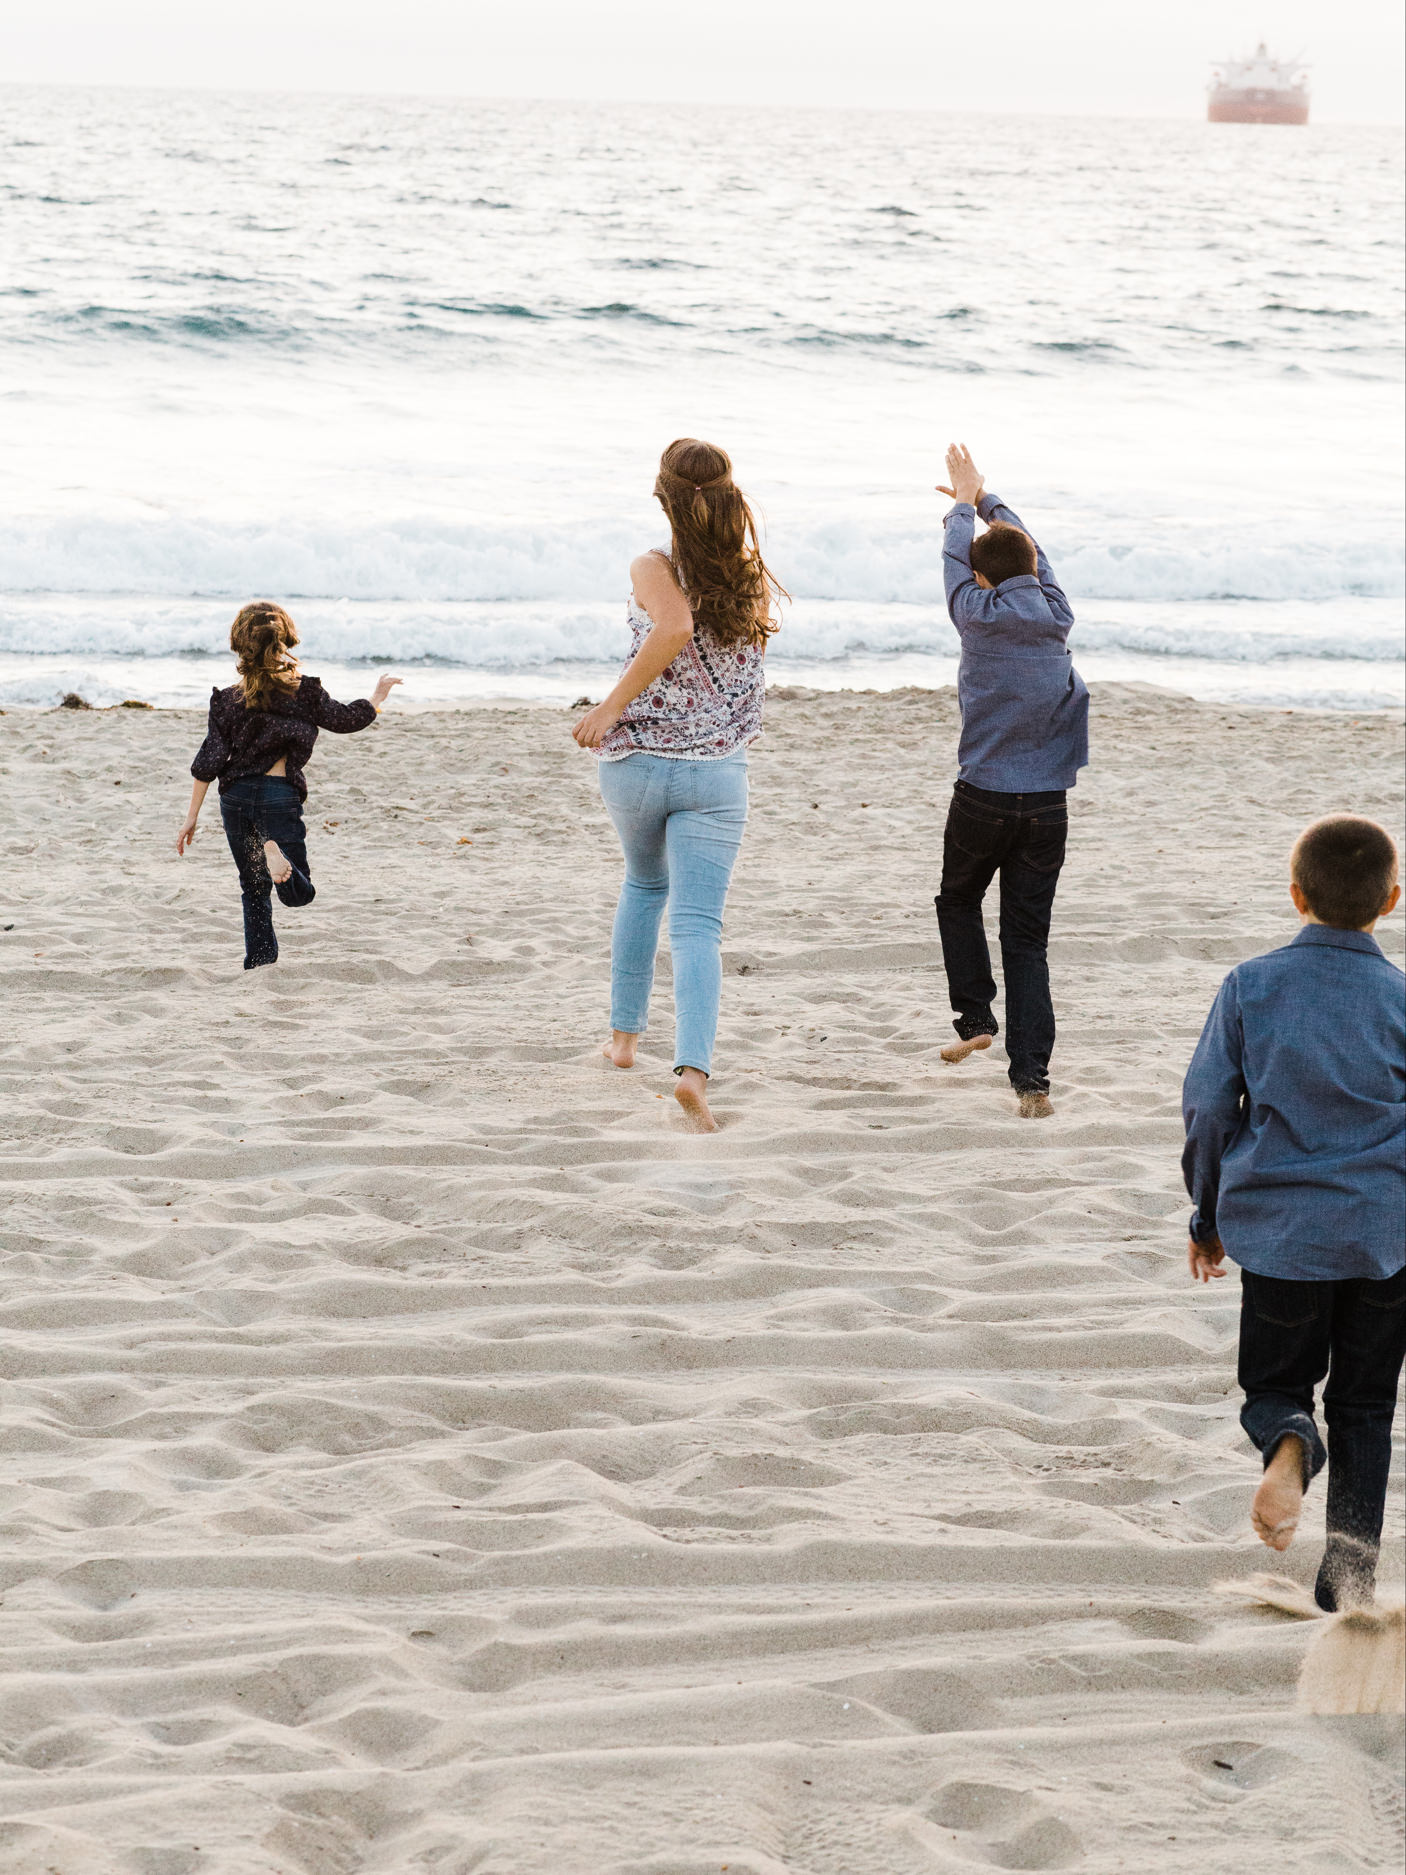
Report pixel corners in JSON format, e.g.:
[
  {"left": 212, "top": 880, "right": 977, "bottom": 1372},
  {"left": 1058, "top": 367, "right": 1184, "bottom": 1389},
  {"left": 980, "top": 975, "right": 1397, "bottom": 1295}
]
[
  {"left": 231, "top": 602, "right": 301, "bottom": 709},
  {"left": 652, "top": 438, "right": 787, "bottom": 649}
]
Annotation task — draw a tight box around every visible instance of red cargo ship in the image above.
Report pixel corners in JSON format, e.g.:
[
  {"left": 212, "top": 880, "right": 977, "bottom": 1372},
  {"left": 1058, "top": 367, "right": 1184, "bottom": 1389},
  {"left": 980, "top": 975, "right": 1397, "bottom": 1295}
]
[{"left": 1208, "top": 45, "right": 1310, "bottom": 125}]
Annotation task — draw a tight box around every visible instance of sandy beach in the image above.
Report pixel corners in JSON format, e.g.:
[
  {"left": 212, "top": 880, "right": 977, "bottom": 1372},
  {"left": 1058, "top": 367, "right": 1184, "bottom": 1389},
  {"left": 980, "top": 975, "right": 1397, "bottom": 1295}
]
[{"left": 1, "top": 682, "right": 1402, "bottom": 1874}]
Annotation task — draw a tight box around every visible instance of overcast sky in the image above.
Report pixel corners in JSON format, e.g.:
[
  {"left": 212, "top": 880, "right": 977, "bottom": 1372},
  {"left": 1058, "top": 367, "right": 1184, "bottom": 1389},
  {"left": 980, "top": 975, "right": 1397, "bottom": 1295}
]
[{"left": 3, "top": 0, "right": 1403, "bottom": 123}]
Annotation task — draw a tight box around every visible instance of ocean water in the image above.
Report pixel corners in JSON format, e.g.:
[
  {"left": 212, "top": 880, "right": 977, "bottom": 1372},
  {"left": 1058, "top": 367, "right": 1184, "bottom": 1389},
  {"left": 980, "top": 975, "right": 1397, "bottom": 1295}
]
[{"left": 2, "top": 87, "right": 1402, "bottom": 711}]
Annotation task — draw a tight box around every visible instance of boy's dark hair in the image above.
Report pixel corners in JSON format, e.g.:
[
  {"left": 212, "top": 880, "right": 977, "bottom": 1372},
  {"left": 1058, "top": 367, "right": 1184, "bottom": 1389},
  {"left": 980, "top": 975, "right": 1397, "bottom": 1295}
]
[
  {"left": 1292, "top": 816, "right": 1399, "bottom": 930},
  {"left": 970, "top": 522, "right": 1038, "bottom": 586}
]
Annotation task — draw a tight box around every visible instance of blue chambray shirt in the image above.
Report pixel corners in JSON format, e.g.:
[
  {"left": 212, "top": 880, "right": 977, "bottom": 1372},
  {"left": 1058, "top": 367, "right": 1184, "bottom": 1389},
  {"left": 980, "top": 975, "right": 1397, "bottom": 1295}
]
[
  {"left": 1182, "top": 924, "right": 1406, "bottom": 1281},
  {"left": 942, "top": 492, "right": 1090, "bottom": 792}
]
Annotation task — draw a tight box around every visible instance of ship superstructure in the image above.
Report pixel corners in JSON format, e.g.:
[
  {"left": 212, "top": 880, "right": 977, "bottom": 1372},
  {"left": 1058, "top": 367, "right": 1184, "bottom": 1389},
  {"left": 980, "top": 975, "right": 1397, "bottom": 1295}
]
[{"left": 1208, "top": 44, "right": 1309, "bottom": 125}]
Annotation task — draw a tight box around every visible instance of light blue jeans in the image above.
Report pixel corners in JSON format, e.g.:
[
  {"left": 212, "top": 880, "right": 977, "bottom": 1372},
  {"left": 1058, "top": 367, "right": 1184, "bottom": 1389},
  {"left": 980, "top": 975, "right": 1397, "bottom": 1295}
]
[{"left": 598, "top": 750, "right": 749, "bottom": 1076}]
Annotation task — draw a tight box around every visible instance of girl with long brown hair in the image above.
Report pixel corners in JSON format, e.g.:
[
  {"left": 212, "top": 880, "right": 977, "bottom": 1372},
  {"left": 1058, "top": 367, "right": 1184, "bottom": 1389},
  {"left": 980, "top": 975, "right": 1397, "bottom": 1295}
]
[
  {"left": 573, "top": 439, "right": 786, "bottom": 1131},
  {"left": 176, "top": 602, "right": 400, "bottom": 968}
]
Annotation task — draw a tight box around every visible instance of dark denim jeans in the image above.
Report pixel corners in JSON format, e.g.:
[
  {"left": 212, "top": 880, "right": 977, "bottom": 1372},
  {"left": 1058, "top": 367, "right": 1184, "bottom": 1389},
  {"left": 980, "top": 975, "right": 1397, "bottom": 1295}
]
[
  {"left": 933, "top": 780, "right": 1068, "bottom": 1093},
  {"left": 1239, "top": 1265, "right": 1406, "bottom": 1611},
  {"left": 219, "top": 774, "right": 315, "bottom": 969}
]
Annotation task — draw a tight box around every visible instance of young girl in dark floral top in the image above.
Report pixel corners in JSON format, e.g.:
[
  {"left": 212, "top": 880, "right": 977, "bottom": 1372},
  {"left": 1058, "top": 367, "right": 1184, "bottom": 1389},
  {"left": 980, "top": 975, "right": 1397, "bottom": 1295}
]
[{"left": 176, "top": 602, "right": 400, "bottom": 969}]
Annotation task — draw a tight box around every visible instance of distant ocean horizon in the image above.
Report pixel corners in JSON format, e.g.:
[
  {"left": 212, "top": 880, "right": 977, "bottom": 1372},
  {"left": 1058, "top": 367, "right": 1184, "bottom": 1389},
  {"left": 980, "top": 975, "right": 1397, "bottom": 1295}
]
[{"left": 3, "top": 87, "right": 1402, "bottom": 711}]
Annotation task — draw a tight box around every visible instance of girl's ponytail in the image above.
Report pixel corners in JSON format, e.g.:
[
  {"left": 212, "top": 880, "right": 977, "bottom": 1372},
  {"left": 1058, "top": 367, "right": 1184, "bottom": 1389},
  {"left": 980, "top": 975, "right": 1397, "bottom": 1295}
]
[
  {"left": 652, "top": 438, "right": 787, "bottom": 649},
  {"left": 230, "top": 602, "right": 301, "bottom": 709}
]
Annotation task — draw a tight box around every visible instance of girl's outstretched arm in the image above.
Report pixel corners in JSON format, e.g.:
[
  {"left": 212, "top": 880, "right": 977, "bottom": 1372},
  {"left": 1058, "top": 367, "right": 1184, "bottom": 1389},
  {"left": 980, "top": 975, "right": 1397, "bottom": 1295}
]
[
  {"left": 307, "top": 673, "right": 401, "bottom": 731},
  {"left": 176, "top": 779, "right": 211, "bottom": 855}
]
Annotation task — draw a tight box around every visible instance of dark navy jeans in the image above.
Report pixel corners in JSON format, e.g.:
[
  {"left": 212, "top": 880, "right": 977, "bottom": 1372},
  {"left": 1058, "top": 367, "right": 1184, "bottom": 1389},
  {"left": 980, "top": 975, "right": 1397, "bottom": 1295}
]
[
  {"left": 1238, "top": 1265, "right": 1406, "bottom": 1611},
  {"left": 933, "top": 780, "right": 1068, "bottom": 1093},
  {"left": 219, "top": 774, "right": 315, "bottom": 968}
]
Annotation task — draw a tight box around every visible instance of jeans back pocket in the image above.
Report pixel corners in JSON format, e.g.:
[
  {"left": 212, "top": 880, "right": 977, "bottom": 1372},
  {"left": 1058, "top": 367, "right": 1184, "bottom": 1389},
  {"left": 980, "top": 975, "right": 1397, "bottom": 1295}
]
[{"left": 1014, "top": 813, "right": 1068, "bottom": 876}]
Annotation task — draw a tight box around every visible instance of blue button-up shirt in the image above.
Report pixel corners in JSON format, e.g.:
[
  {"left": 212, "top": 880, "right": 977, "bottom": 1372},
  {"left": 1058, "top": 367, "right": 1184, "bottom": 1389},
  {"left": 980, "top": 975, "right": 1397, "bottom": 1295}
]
[
  {"left": 1182, "top": 924, "right": 1406, "bottom": 1280},
  {"left": 942, "top": 492, "right": 1089, "bottom": 792}
]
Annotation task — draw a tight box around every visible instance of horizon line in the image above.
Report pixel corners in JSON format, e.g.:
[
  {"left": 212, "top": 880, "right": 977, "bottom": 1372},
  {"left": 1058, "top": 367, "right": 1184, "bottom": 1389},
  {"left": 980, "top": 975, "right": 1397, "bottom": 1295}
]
[{"left": 1, "top": 77, "right": 1402, "bottom": 129}]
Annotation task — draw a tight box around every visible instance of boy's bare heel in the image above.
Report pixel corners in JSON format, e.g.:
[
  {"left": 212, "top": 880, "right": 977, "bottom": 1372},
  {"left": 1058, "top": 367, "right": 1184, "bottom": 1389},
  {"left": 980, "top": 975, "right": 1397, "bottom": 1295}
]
[
  {"left": 1252, "top": 1437, "right": 1305, "bottom": 1553},
  {"left": 1017, "top": 1090, "right": 1054, "bottom": 1119},
  {"left": 263, "top": 840, "right": 293, "bottom": 885},
  {"left": 941, "top": 1033, "right": 993, "bottom": 1065}
]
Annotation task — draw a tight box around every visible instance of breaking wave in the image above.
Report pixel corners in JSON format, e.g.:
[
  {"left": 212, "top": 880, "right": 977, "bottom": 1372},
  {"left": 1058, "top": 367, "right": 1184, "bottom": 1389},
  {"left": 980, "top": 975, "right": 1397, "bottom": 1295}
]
[
  {"left": 6, "top": 595, "right": 1401, "bottom": 670},
  {"left": 1, "top": 515, "right": 1400, "bottom": 614}
]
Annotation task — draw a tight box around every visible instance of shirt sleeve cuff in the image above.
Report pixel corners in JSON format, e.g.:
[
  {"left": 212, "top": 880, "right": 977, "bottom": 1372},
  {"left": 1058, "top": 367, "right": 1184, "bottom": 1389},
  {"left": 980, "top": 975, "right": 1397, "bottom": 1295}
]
[
  {"left": 943, "top": 502, "right": 976, "bottom": 522},
  {"left": 1188, "top": 1210, "right": 1217, "bottom": 1244},
  {"left": 976, "top": 492, "right": 1002, "bottom": 521}
]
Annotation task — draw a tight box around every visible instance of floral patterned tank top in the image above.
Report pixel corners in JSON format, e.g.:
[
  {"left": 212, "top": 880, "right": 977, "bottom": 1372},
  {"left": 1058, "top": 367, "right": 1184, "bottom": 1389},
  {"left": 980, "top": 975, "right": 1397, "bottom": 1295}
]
[{"left": 598, "top": 555, "right": 766, "bottom": 763}]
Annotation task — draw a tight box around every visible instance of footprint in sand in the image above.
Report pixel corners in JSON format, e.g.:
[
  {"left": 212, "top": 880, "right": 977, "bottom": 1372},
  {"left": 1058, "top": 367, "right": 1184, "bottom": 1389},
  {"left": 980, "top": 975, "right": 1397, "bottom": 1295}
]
[
  {"left": 52, "top": 1557, "right": 139, "bottom": 1611},
  {"left": 924, "top": 1779, "right": 1084, "bottom": 1869},
  {"left": 1182, "top": 1740, "right": 1297, "bottom": 1798},
  {"left": 823, "top": 1666, "right": 998, "bottom": 1737},
  {"left": 1118, "top": 1607, "right": 1208, "bottom": 1644}
]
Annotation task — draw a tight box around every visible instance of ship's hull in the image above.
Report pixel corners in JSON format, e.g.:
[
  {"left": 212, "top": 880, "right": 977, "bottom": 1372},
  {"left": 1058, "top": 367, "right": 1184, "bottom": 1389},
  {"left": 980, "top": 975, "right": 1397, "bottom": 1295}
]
[{"left": 1208, "top": 90, "right": 1309, "bottom": 125}]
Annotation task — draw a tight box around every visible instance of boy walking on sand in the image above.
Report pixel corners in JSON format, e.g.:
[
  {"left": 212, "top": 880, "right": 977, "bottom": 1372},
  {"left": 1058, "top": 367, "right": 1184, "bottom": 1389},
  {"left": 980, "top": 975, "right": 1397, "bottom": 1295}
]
[
  {"left": 1184, "top": 816, "right": 1405, "bottom": 1611},
  {"left": 934, "top": 444, "right": 1089, "bottom": 1117}
]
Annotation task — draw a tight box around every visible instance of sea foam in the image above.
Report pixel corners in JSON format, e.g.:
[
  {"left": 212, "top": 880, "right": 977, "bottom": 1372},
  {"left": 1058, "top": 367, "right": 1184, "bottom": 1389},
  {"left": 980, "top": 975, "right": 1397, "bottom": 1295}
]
[
  {"left": 6, "top": 594, "right": 1401, "bottom": 670},
  {"left": 1, "top": 515, "right": 1400, "bottom": 614}
]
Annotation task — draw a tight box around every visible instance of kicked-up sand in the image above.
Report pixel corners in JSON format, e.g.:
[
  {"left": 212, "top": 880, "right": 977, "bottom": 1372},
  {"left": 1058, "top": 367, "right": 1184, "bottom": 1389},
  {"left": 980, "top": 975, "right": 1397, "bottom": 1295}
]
[{"left": 0, "top": 683, "right": 1402, "bottom": 1874}]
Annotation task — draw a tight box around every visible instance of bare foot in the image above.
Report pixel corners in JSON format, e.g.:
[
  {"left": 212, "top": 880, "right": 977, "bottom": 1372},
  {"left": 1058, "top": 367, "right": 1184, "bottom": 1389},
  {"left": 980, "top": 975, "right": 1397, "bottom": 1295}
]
[
  {"left": 601, "top": 1031, "right": 638, "bottom": 1069},
  {"left": 263, "top": 840, "right": 292, "bottom": 885},
  {"left": 1017, "top": 1090, "right": 1054, "bottom": 1119},
  {"left": 941, "top": 1032, "right": 993, "bottom": 1065},
  {"left": 673, "top": 1067, "right": 718, "bottom": 1133},
  {"left": 1252, "top": 1437, "right": 1305, "bottom": 1552}
]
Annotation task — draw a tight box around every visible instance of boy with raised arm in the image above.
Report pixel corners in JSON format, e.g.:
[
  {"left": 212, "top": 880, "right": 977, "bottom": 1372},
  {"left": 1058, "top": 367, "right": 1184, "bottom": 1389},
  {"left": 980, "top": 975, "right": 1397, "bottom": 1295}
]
[
  {"left": 1184, "top": 816, "right": 1405, "bottom": 1611},
  {"left": 933, "top": 443, "right": 1089, "bottom": 1117}
]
